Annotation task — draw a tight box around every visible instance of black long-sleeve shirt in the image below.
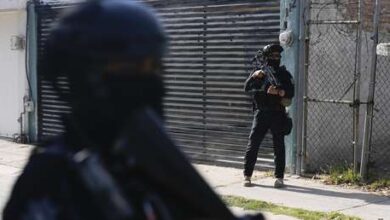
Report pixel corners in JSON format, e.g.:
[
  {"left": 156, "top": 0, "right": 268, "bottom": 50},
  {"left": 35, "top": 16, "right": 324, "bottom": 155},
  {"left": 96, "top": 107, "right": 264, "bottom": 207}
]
[{"left": 244, "top": 65, "right": 294, "bottom": 111}]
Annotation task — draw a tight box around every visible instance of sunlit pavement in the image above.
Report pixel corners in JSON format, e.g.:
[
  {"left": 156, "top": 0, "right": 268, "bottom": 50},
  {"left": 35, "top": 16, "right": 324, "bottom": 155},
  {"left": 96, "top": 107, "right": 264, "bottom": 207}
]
[{"left": 1, "top": 139, "right": 389, "bottom": 219}]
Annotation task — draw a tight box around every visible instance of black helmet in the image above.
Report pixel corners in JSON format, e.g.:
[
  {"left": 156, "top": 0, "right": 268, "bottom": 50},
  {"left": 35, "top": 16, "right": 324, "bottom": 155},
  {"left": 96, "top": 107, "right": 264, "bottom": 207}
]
[
  {"left": 43, "top": 0, "right": 168, "bottom": 145},
  {"left": 262, "top": 44, "right": 283, "bottom": 57},
  {"left": 44, "top": 0, "right": 167, "bottom": 105},
  {"left": 45, "top": 0, "right": 167, "bottom": 79}
]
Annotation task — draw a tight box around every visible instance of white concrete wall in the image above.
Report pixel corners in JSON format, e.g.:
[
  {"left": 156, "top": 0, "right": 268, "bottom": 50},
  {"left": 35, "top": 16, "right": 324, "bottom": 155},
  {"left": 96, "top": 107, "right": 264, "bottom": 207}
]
[
  {"left": 0, "top": 0, "right": 82, "bottom": 11},
  {"left": 0, "top": 10, "right": 27, "bottom": 137},
  {"left": 0, "top": 0, "right": 27, "bottom": 11}
]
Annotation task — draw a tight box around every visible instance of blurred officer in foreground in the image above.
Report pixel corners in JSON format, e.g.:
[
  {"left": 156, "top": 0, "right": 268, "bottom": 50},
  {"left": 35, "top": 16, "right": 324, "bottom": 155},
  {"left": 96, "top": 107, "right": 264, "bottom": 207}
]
[
  {"left": 3, "top": 1, "right": 263, "bottom": 219},
  {"left": 243, "top": 44, "right": 294, "bottom": 188}
]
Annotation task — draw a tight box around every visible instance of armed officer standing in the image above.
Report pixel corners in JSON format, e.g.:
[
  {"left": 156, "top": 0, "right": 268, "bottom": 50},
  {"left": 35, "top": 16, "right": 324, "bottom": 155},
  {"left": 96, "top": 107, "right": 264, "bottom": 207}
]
[
  {"left": 3, "top": 1, "right": 263, "bottom": 220},
  {"left": 243, "top": 44, "right": 294, "bottom": 188}
]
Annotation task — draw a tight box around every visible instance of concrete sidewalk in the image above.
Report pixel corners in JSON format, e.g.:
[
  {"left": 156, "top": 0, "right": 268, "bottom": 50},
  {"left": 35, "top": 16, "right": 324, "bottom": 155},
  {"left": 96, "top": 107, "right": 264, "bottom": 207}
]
[
  {"left": 0, "top": 139, "right": 389, "bottom": 219},
  {"left": 0, "top": 140, "right": 31, "bottom": 216},
  {"left": 195, "top": 164, "right": 390, "bottom": 220},
  {"left": 0, "top": 140, "right": 290, "bottom": 219}
]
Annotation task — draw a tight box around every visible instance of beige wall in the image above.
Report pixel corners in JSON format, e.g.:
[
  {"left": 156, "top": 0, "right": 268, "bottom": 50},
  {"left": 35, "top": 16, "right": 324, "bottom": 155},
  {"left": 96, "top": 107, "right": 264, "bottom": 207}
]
[
  {"left": 0, "top": 11, "right": 27, "bottom": 137},
  {"left": 0, "top": 0, "right": 26, "bottom": 11}
]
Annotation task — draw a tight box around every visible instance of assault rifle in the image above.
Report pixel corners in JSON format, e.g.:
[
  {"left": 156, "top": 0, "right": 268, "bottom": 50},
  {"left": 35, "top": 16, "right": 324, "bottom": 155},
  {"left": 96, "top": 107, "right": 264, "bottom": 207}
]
[
  {"left": 249, "top": 49, "right": 291, "bottom": 107},
  {"left": 251, "top": 50, "right": 281, "bottom": 87}
]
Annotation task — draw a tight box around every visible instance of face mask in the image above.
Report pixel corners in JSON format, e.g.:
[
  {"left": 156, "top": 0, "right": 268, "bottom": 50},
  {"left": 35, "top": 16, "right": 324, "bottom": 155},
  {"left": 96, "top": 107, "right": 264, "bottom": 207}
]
[
  {"left": 267, "top": 59, "right": 281, "bottom": 68},
  {"left": 69, "top": 71, "right": 165, "bottom": 143},
  {"left": 105, "top": 75, "right": 165, "bottom": 116}
]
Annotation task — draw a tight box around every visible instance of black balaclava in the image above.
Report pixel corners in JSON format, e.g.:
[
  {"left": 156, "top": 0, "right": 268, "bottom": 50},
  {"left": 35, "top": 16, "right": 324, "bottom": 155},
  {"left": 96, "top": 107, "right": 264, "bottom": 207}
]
[
  {"left": 267, "top": 58, "right": 281, "bottom": 69},
  {"left": 65, "top": 64, "right": 165, "bottom": 148},
  {"left": 263, "top": 44, "right": 283, "bottom": 69}
]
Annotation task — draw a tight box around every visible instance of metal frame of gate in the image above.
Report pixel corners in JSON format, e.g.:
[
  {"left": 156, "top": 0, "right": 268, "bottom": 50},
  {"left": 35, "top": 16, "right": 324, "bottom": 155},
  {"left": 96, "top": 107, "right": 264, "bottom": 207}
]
[
  {"left": 303, "top": 0, "right": 364, "bottom": 172},
  {"left": 34, "top": 0, "right": 281, "bottom": 170}
]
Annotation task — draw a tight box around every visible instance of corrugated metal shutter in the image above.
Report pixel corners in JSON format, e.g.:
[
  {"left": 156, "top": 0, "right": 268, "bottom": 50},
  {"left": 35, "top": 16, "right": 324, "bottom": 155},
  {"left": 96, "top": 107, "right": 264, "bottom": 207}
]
[
  {"left": 35, "top": 0, "right": 280, "bottom": 170},
  {"left": 36, "top": 4, "right": 73, "bottom": 140},
  {"left": 147, "top": 0, "right": 280, "bottom": 169}
]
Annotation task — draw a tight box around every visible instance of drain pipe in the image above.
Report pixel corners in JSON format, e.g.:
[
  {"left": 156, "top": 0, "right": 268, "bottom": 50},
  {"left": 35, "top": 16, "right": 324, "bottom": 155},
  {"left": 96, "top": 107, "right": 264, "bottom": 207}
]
[{"left": 26, "top": 0, "right": 38, "bottom": 142}]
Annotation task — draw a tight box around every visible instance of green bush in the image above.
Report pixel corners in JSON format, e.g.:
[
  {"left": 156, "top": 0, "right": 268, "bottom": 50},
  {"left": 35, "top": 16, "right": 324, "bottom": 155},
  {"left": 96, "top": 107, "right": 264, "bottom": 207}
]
[
  {"left": 327, "top": 165, "right": 361, "bottom": 185},
  {"left": 367, "top": 179, "right": 390, "bottom": 191},
  {"left": 324, "top": 165, "right": 390, "bottom": 193}
]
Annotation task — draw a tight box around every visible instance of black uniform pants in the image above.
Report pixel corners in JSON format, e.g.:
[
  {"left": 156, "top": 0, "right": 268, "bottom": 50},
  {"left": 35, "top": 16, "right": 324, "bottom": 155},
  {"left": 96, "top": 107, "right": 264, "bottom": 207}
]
[{"left": 244, "top": 110, "right": 286, "bottom": 179}]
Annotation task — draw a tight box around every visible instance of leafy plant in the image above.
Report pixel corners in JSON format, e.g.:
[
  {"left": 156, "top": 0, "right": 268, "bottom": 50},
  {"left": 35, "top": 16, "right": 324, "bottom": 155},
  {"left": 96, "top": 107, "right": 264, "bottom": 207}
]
[
  {"left": 366, "top": 178, "right": 390, "bottom": 191},
  {"left": 325, "top": 165, "right": 361, "bottom": 185}
]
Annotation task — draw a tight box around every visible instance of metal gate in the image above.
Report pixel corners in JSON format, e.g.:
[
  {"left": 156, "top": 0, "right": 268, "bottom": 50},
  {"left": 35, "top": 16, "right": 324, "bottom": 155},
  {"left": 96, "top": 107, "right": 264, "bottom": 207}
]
[
  {"left": 35, "top": 0, "right": 280, "bottom": 170},
  {"left": 303, "top": 0, "right": 390, "bottom": 178},
  {"left": 36, "top": 3, "right": 72, "bottom": 140},
  {"left": 304, "top": 0, "right": 362, "bottom": 172}
]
